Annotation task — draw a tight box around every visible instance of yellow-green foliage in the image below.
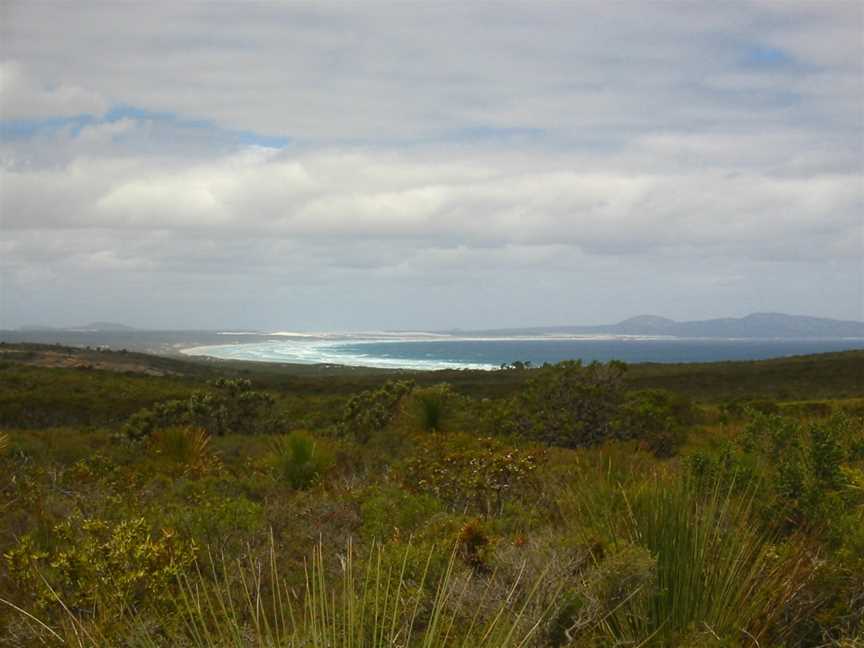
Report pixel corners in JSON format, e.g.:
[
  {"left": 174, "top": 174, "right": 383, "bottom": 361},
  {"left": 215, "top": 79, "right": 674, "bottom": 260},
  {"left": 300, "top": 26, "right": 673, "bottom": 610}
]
[
  {"left": 2, "top": 351, "right": 864, "bottom": 645},
  {"left": 4, "top": 514, "right": 197, "bottom": 616},
  {"left": 0, "top": 430, "right": 8, "bottom": 455},
  {"left": 359, "top": 485, "right": 442, "bottom": 542},
  {"left": 403, "top": 434, "right": 542, "bottom": 517}
]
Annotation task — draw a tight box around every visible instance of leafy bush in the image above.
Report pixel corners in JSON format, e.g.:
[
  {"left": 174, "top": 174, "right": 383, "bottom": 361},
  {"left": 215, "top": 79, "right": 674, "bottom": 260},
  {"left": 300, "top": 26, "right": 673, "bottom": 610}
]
[
  {"left": 739, "top": 412, "right": 862, "bottom": 533},
  {"left": 187, "top": 378, "right": 278, "bottom": 436},
  {"left": 615, "top": 388, "right": 695, "bottom": 457},
  {"left": 501, "top": 360, "right": 627, "bottom": 448},
  {"left": 338, "top": 379, "right": 414, "bottom": 443},
  {"left": 163, "top": 495, "right": 264, "bottom": 550},
  {"left": 404, "top": 434, "right": 541, "bottom": 517},
  {"left": 4, "top": 515, "right": 197, "bottom": 617},
  {"left": 359, "top": 485, "right": 442, "bottom": 542},
  {"left": 122, "top": 378, "right": 279, "bottom": 441},
  {"left": 719, "top": 397, "right": 779, "bottom": 422}
]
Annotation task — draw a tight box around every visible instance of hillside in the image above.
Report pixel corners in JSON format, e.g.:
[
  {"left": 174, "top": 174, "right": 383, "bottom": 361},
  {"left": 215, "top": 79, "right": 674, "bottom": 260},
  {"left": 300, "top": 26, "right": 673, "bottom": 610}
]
[
  {"left": 464, "top": 312, "right": 864, "bottom": 338},
  {"left": 1, "top": 344, "right": 862, "bottom": 645}
]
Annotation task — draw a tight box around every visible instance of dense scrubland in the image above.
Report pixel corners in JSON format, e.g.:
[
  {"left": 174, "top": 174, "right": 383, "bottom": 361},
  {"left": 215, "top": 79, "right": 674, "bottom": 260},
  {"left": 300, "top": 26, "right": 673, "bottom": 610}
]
[{"left": 1, "top": 344, "right": 863, "bottom": 646}]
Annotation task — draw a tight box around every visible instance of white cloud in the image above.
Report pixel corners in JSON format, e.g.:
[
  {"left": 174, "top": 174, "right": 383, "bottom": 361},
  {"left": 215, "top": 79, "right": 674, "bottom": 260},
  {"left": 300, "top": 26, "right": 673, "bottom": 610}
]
[{"left": 2, "top": 141, "right": 860, "bottom": 264}]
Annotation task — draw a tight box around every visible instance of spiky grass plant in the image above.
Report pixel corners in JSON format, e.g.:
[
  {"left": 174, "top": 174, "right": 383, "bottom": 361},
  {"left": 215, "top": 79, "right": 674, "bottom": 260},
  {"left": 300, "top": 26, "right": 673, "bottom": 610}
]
[
  {"left": 153, "top": 425, "right": 211, "bottom": 472},
  {"left": 8, "top": 539, "right": 554, "bottom": 647},
  {"left": 411, "top": 385, "right": 454, "bottom": 433},
  {"left": 269, "top": 430, "right": 332, "bottom": 489},
  {"left": 557, "top": 463, "right": 813, "bottom": 645},
  {"left": 0, "top": 430, "right": 8, "bottom": 455}
]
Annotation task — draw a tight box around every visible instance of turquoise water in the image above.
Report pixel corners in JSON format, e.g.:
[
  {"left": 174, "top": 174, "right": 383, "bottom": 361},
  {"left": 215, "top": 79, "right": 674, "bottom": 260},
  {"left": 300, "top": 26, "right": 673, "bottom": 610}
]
[
  {"left": 3, "top": 328, "right": 862, "bottom": 370},
  {"left": 183, "top": 336, "right": 864, "bottom": 370}
]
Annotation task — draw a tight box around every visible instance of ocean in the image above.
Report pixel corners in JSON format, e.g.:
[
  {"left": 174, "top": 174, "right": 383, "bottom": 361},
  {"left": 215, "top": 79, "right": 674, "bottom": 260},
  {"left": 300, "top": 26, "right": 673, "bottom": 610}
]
[
  {"left": 3, "top": 329, "right": 863, "bottom": 370},
  {"left": 180, "top": 334, "right": 864, "bottom": 370}
]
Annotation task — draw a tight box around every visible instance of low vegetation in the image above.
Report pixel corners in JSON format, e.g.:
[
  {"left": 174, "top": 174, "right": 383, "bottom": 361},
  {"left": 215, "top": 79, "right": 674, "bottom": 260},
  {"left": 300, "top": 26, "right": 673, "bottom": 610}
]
[{"left": 0, "top": 345, "right": 862, "bottom": 646}]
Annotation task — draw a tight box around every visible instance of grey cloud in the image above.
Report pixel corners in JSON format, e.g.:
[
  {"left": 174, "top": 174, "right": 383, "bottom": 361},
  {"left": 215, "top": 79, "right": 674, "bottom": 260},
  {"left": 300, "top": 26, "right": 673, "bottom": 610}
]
[
  {"left": 0, "top": 61, "right": 107, "bottom": 119},
  {"left": 2, "top": 3, "right": 860, "bottom": 139},
  {"left": 0, "top": 1, "right": 861, "bottom": 329}
]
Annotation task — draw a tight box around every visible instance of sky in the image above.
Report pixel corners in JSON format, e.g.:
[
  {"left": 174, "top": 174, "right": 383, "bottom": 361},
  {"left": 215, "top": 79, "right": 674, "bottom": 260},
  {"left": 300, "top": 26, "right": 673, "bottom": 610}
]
[{"left": 0, "top": 1, "right": 862, "bottom": 331}]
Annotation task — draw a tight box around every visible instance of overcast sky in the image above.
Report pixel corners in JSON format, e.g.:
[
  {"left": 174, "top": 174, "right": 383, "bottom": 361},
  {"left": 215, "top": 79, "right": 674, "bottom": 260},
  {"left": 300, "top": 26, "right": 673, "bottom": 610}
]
[{"left": 0, "top": 1, "right": 862, "bottom": 330}]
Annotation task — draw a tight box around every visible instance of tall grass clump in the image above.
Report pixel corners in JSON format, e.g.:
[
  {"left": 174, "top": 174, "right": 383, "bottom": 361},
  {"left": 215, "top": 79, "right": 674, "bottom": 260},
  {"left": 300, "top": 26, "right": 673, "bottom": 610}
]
[
  {"left": 413, "top": 385, "right": 456, "bottom": 433},
  {"left": 557, "top": 464, "right": 812, "bottom": 645},
  {"left": 17, "top": 540, "right": 554, "bottom": 647},
  {"left": 269, "top": 431, "right": 332, "bottom": 489},
  {"left": 153, "top": 425, "right": 211, "bottom": 472}
]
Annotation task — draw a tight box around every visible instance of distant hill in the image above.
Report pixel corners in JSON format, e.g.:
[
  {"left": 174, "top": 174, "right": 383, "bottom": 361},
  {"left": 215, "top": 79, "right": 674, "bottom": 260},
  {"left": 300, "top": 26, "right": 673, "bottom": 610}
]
[
  {"left": 19, "top": 322, "right": 136, "bottom": 332},
  {"left": 76, "top": 322, "right": 137, "bottom": 332},
  {"left": 462, "top": 313, "right": 864, "bottom": 338}
]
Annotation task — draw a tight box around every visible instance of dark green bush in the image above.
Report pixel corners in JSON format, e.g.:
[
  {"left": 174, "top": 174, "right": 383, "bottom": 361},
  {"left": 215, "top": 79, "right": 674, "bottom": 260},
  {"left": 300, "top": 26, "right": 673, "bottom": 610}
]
[
  {"left": 338, "top": 379, "right": 414, "bottom": 443},
  {"left": 500, "top": 360, "right": 627, "bottom": 448},
  {"left": 122, "top": 378, "right": 280, "bottom": 441},
  {"left": 615, "top": 389, "right": 694, "bottom": 457}
]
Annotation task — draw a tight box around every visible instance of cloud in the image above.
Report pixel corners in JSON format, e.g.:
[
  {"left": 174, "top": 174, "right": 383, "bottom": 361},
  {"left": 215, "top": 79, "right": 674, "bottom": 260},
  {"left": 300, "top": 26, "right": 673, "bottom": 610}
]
[
  {"left": 0, "top": 1, "right": 861, "bottom": 328},
  {"left": 0, "top": 61, "right": 107, "bottom": 119},
  {"left": 2, "top": 139, "right": 860, "bottom": 262},
  {"left": 2, "top": 2, "right": 861, "bottom": 139}
]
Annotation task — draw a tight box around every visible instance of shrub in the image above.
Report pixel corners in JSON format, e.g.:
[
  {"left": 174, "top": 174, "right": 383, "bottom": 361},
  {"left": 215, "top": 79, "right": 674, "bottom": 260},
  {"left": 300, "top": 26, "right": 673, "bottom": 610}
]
[
  {"left": 403, "top": 434, "right": 541, "bottom": 517},
  {"left": 4, "top": 515, "right": 197, "bottom": 618},
  {"left": 739, "top": 412, "right": 861, "bottom": 533},
  {"left": 338, "top": 379, "right": 414, "bottom": 443},
  {"left": 501, "top": 360, "right": 627, "bottom": 448},
  {"left": 615, "top": 389, "right": 694, "bottom": 457},
  {"left": 187, "top": 378, "right": 279, "bottom": 436},
  {"left": 121, "top": 379, "right": 279, "bottom": 442},
  {"left": 119, "top": 398, "right": 187, "bottom": 442},
  {"left": 163, "top": 495, "right": 264, "bottom": 550},
  {"left": 359, "top": 485, "right": 442, "bottom": 542}
]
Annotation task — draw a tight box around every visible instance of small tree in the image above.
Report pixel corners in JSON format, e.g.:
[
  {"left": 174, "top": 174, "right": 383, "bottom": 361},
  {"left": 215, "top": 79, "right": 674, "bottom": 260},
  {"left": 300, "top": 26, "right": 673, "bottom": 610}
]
[
  {"left": 615, "top": 389, "right": 694, "bottom": 457},
  {"left": 502, "top": 360, "right": 627, "bottom": 448},
  {"left": 121, "top": 378, "right": 279, "bottom": 441},
  {"left": 339, "top": 380, "right": 414, "bottom": 443}
]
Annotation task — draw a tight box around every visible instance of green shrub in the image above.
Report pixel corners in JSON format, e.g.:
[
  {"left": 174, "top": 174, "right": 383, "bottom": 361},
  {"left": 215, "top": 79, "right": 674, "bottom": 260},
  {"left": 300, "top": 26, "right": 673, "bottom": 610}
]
[
  {"left": 501, "top": 360, "right": 627, "bottom": 448},
  {"left": 163, "top": 495, "right": 264, "bottom": 549},
  {"left": 122, "top": 379, "right": 280, "bottom": 442},
  {"left": 740, "top": 412, "right": 861, "bottom": 533},
  {"left": 615, "top": 388, "right": 694, "bottom": 457},
  {"left": 4, "top": 515, "right": 197, "bottom": 618},
  {"left": 359, "top": 485, "right": 442, "bottom": 542},
  {"left": 338, "top": 379, "right": 414, "bottom": 443},
  {"left": 403, "top": 434, "right": 541, "bottom": 517}
]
